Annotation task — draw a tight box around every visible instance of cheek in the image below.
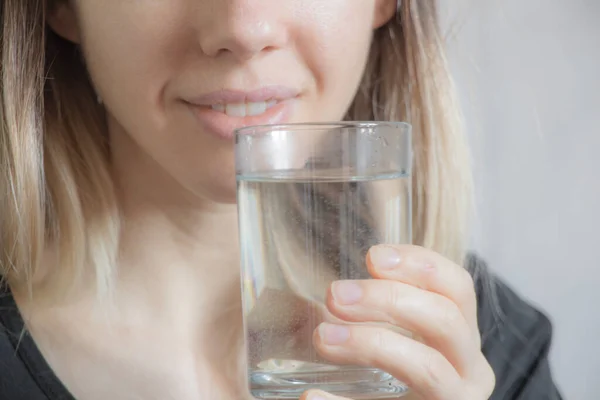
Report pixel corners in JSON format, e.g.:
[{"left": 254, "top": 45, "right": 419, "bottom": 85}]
[
  {"left": 77, "top": 3, "right": 185, "bottom": 131},
  {"left": 76, "top": 3, "right": 237, "bottom": 200},
  {"left": 295, "top": 1, "right": 374, "bottom": 119}
]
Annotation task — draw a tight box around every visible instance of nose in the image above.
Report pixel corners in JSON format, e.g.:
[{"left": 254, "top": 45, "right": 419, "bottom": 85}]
[{"left": 199, "top": 0, "right": 288, "bottom": 61}]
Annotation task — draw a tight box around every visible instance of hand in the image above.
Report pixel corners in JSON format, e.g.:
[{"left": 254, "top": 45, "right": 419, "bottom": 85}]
[{"left": 302, "top": 245, "right": 495, "bottom": 400}]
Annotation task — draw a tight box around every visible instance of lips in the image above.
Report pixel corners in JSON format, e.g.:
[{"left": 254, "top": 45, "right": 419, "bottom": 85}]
[{"left": 184, "top": 86, "right": 299, "bottom": 139}]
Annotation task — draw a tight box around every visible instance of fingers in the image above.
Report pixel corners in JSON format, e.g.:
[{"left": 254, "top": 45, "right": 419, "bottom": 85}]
[
  {"left": 313, "top": 323, "right": 464, "bottom": 400},
  {"left": 326, "top": 279, "right": 477, "bottom": 375},
  {"left": 308, "top": 246, "right": 494, "bottom": 399},
  {"left": 366, "top": 245, "right": 478, "bottom": 336}
]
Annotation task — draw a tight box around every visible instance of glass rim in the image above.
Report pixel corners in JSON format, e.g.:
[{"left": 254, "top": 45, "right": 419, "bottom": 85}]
[{"left": 234, "top": 121, "right": 411, "bottom": 137}]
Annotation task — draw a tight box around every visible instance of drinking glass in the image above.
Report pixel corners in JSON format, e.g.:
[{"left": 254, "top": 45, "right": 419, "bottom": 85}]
[{"left": 235, "top": 122, "right": 412, "bottom": 399}]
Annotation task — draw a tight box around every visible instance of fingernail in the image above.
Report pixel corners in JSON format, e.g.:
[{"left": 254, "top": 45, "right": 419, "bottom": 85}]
[
  {"left": 320, "top": 323, "right": 350, "bottom": 345},
  {"left": 332, "top": 281, "right": 363, "bottom": 305},
  {"left": 369, "top": 245, "right": 402, "bottom": 269}
]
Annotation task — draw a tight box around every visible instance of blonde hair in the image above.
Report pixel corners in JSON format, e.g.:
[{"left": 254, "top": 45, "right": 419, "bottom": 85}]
[{"left": 0, "top": 1, "right": 472, "bottom": 301}]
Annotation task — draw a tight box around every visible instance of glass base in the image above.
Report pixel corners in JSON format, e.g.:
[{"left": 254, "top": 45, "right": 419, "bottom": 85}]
[{"left": 250, "top": 366, "right": 409, "bottom": 399}]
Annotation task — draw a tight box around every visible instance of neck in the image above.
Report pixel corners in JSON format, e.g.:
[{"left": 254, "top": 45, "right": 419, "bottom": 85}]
[
  {"left": 13, "top": 122, "right": 247, "bottom": 389},
  {"left": 109, "top": 126, "right": 241, "bottom": 328}
]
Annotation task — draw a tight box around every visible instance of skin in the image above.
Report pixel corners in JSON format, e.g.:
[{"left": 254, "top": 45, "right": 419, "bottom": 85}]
[{"left": 23, "top": 0, "right": 496, "bottom": 399}]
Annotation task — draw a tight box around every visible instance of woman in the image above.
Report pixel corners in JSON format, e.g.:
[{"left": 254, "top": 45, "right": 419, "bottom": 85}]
[{"left": 0, "top": 0, "right": 562, "bottom": 399}]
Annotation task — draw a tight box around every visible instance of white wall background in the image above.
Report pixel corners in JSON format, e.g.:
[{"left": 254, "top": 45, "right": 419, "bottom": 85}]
[{"left": 442, "top": 0, "right": 600, "bottom": 398}]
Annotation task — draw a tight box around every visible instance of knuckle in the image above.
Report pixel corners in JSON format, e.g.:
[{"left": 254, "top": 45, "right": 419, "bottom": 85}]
[
  {"left": 454, "top": 267, "right": 477, "bottom": 309},
  {"left": 357, "top": 327, "right": 391, "bottom": 365},
  {"left": 422, "top": 350, "right": 449, "bottom": 393},
  {"left": 461, "top": 268, "right": 475, "bottom": 290},
  {"left": 371, "top": 328, "right": 390, "bottom": 351},
  {"left": 437, "top": 298, "right": 465, "bottom": 337},
  {"left": 467, "top": 356, "right": 496, "bottom": 399},
  {"left": 457, "top": 268, "right": 476, "bottom": 297},
  {"left": 385, "top": 282, "right": 405, "bottom": 309}
]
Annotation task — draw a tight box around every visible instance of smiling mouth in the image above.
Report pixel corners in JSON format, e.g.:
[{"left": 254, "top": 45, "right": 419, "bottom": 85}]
[
  {"left": 185, "top": 86, "right": 299, "bottom": 119},
  {"left": 183, "top": 86, "right": 299, "bottom": 139}
]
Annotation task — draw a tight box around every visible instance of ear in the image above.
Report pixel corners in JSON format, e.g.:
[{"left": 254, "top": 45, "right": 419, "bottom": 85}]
[
  {"left": 46, "top": 1, "right": 81, "bottom": 43},
  {"left": 373, "top": 0, "right": 398, "bottom": 29}
]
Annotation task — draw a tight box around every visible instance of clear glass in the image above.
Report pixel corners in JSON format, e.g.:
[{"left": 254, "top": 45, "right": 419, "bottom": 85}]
[{"left": 235, "top": 122, "right": 412, "bottom": 399}]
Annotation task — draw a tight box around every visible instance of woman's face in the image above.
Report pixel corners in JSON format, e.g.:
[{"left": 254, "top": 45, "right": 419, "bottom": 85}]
[{"left": 49, "top": 0, "right": 396, "bottom": 203}]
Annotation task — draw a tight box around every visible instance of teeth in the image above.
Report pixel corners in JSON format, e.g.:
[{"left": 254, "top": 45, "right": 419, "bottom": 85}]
[
  {"left": 211, "top": 101, "right": 277, "bottom": 117},
  {"left": 246, "top": 102, "right": 267, "bottom": 117},
  {"left": 225, "top": 103, "right": 247, "bottom": 117},
  {"left": 211, "top": 104, "right": 225, "bottom": 113}
]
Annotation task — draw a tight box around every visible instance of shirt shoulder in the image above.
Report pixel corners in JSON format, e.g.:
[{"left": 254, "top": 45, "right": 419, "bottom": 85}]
[
  {"left": 0, "top": 286, "right": 59, "bottom": 400},
  {"left": 467, "top": 255, "right": 563, "bottom": 399}
]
